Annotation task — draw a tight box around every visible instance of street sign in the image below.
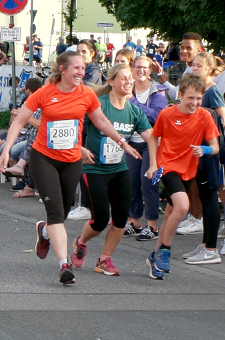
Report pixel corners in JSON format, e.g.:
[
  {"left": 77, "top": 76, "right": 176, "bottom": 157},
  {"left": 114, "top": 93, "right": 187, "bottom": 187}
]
[
  {"left": 97, "top": 22, "right": 114, "bottom": 28},
  {"left": 1, "top": 26, "right": 21, "bottom": 41},
  {"left": 0, "top": 0, "right": 28, "bottom": 15}
]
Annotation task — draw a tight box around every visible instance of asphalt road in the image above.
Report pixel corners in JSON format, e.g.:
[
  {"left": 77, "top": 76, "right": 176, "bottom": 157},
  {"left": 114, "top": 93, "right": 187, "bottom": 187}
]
[{"left": 0, "top": 178, "right": 225, "bottom": 340}]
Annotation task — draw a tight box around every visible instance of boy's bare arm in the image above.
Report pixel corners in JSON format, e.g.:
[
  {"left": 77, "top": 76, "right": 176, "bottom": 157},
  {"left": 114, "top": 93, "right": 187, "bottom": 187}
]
[{"left": 146, "top": 134, "right": 159, "bottom": 179}]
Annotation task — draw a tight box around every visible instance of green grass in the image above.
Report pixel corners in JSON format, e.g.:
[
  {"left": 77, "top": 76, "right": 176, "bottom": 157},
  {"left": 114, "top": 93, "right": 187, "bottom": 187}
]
[{"left": 0, "top": 111, "right": 10, "bottom": 129}]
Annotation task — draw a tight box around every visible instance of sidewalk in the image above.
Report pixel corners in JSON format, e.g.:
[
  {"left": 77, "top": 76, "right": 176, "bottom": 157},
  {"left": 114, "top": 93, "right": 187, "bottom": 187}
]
[{"left": 0, "top": 179, "right": 225, "bottom": 339}]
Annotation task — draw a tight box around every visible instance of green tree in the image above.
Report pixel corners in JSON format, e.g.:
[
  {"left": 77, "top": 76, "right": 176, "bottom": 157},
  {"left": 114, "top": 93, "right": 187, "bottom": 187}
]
[
  {"left": 63, "top": 0, "right": 77, "bottom": 45},
  {"left": 98, "top": 0, "right": 225, "bottom": 52}
]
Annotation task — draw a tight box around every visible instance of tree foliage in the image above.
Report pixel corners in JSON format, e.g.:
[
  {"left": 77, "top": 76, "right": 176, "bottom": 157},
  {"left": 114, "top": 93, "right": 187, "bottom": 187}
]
[
  {"left": 98, "top": 0, "right": 225, "bottom": 52},
  {"left": 63, "top": 0, "right": 77, "bottom": 45}
]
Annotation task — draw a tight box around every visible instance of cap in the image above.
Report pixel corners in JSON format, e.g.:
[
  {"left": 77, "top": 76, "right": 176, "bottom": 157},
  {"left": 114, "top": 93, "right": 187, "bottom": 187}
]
[{"left": 98, "top": 36, "right": 102, "bottom": 39}]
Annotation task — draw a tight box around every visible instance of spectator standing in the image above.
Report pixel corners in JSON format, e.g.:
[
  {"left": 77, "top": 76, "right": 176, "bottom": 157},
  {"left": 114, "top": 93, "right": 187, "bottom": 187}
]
[
  {"left": 123, "top": 36, "right": 136, "bottom": 51},
  {"left": 32, "top": 34, "right": 43, "bottom": 67},
  {"left": 95, "top": 36, "right": 107, "bottom": 65},
  {"left": 23, "top": 36, "right": 30, "bottom": 65},
  {"left": 105, "top": 37, "right": 115, "bottom": 68},
  {"left": 136, "top": 39, "right": 145, "bottom": 56},
  {"left": 56, "top": 37, "right": 67, "bottom": 56}
]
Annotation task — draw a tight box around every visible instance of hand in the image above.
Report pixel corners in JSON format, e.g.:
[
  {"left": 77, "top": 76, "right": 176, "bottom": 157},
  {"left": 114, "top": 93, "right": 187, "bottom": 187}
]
[
  {"left": 146, "top": 165, "right": 158, "bottom": 180},
  {"left": 125, "top": 93, "right": 133, "bottom": 100},
  {"left": 190, "top": 144, "right": 203, "bottom": 158},
  {"left": 122, "top": 142, "right": 142, "bottom": 159},
  {"left": 0, "top": 152, "right": 9, "bottom": 172},
  {"left": 151, "top": 60, "right": 163, "bottom": 74},
  {"left": 80, "top": 146, "right": 95, "bottom": 164},
  {"left": 158, "top": 71, "right": 169, "bottom": 84},
  {"left": 11, "top": 108, "right": 20, "bottom": 116}
]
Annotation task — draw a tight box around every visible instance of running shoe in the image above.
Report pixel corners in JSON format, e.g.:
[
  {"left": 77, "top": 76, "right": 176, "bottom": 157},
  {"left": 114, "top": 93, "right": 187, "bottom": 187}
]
[
  {"left": 123, "top": 222, "right": 142, "bottom": 237},
  {"left": 94, "top": 257, "right": 120, "bottom": 276},
  {"left": 70, "top": 236, "right": 87, "bottom": 268},
  {"left": 59, "top": 263, "right": 75, "bottom": 284},
  {"left": 185, "top": 247, "right": 221, "bottom": 264},
  {"left": 67, "top": 206, "right": 91, "bottom": 220},
  {"left": 183, "top": 244, "right": 205, "bottom": 259},
  {"left": 220, "top": 240, "right": 225, "bottom": 255},
  {"left": 154, "top": 248, "right": 171, "bottom": 273},
  {"left": 10, "top": 181, "right": 25, "bottom": 192},
  {"left": 136, "top": 225, "right": 159, "bottom": 241},
  {"left": 176, "top": 215, "right": 203, "bottom": 234},
  {"left": 146, "top": 251, "right": 164, "bottom": 280},
  {"left": 159, "top": 199, "right": 167, "bottom": 214},
  {"left": 35, "top": 221, "right": 50, "bottom": 259}
]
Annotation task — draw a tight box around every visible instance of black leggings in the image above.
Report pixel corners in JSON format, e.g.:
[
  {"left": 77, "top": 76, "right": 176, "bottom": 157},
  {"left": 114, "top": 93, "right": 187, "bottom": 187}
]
[
  {"left": 82, "top": 170, "right": 132, "bottom": 232},
  {"left": 30, "top": 148, "right": 82, "bottom": 225},
  {"left": 196, "top": 169, "right": 220, "bottom": 248}
]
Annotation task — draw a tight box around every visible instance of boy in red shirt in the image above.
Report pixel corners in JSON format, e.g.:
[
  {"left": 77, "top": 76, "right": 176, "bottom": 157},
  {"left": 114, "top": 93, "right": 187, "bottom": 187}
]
[{"left": 146, "top": 74, "right": 220, "bottom": 279}]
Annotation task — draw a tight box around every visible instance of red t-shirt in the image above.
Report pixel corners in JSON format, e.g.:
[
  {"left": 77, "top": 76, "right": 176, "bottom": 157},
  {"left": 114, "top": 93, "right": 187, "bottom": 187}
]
[
  {"left": 106, "top": 43, "right": 114, "bottom": 58},
  {"left": 152, "top": 105, "right": 220, "bottom": 180},
  {"left": 25, "top": 82, "right": 100, "bottom": 162}
]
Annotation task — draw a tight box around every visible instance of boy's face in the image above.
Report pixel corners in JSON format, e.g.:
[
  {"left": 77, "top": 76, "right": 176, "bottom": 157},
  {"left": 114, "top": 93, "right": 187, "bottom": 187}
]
[
  {"left": 180, "top": 39, "right": 201, "bottom": 65},
  {"left": 178, "top": 87, "right": 203, "bottom": 114}
]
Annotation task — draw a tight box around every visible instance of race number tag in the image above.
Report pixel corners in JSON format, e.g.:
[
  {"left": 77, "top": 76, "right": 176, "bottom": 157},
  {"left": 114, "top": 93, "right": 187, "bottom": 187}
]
[
  {"left": 100, "top": 137, "right": 124, "bottom": 164},
  {"left": 47, "top": 119, "right": 78, "bottom": 150},
  {"left": 148, "top": 49, "right": 153, "bottom": 54},
  {"left": 24, "top": 53, "right": 29, "bottom": 59}
]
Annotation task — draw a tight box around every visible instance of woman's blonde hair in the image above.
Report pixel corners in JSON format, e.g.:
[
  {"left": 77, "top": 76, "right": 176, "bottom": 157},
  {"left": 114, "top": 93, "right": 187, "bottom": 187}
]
[
  {"left": 90, "top": 63, "right": 131, "bottom": 97},
  {"left": 114, "top": 49, "right": 135, "bottom": 68},
  {"left": 133, "top": 55, "right": 152, "bottom": 68},
  {"left": 48, "top": 51, "right": 84, "bottom": 84},
  {"left": 194, "top": 52, "right": 225, "bottom": 77}
]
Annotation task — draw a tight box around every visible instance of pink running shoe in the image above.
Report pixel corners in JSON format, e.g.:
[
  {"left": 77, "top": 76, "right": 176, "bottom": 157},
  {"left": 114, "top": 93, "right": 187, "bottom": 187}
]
[
  {"left": 59, "top": 264, "right": 75, "bottom": 284},
  {"left": 35, "top": 221, "right": 50, "bottom": 259},
  {"left": 70, "top": 236, "right": 87, "bottom": 268},
  {"left": 94, "top": 257, "right": 120, "bottom": 276}
]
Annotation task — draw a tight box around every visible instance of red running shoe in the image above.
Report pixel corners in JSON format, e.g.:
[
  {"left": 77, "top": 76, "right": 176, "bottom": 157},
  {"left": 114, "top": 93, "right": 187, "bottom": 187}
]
[
  {"left": 59, "top": 264, "right": 75, "bottom": 284},
  {"left": 70, "top": 236, "right": 87, "bottom": 268},
  {"left": 94, "top": 257, "right": 120, "bottom": 276},
  {"left": 35, "top": 221, "right": 50, "bottom": 259}
]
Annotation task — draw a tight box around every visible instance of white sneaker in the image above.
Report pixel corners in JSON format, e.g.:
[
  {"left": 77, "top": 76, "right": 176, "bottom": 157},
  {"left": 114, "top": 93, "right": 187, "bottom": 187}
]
[
  {"left": 185, "top": 247, "right": 221, "bottom": 264},
  {"left": 176, "top": 215, "right": 203, "bottom": 235},
  {"left": 67, "top": 206, "right": 91, "bottom": 220},
  {"left": 183, "top": 244, "right": 205, "bottom": 259},
  {"left": 220, "top": 240, "right": 225, "bottom": 255}
]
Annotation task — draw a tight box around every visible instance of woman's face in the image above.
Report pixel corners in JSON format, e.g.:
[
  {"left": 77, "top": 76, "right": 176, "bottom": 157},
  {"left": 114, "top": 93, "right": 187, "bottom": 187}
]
[
  {"left": 109, "top": 68, "right": 133, "bottom": 96},
  {"left": 192, "top": 56, "right": 211, "bottom": 79},
  {"left": 60, "top": 56, "right": 85, "bottom": 88},
  {"left": 77, "top": 43, "right": 95, "bottom": 64},
  {"left": 132, "top": 59, "right": 151, "bottom": 82},
  {"left": 115, "top": 54, "right": 129, "bottom": 66}
]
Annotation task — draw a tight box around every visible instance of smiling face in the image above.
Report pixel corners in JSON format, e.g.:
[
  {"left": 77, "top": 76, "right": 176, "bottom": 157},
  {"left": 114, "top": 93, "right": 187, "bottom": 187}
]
[
  {"left": 77, "top": 43, "right": 95, "bottom": 64},
  {"left": 132, "top": 59, "right": 151, "bottom": 83},
  {"left": 178, "top": 86, "right": 203, "bottom": 114},
  {"left": 109, "top": 68, "right": 133, "bottom": 96},
  {"left": 192, "top": 55, "right": 212, "bottom": 79},
  {"left": 60, "top": 55, "right": 85, "bottom": 89},
  {"left": 115, "top": 54, "right": 129, "bottom": 65},
  {"left": 180, "top": 39, "right": 201, "bottom": 66}
]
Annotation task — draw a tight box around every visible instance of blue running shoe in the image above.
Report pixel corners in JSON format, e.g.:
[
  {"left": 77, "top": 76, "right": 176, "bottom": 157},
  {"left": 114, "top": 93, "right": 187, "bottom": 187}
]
[
  {"left": 146, "top": 251, "right": 164, "bottom": 280},
  {"left": 155, "top": 248, "right": 171, "bottom": 273}
]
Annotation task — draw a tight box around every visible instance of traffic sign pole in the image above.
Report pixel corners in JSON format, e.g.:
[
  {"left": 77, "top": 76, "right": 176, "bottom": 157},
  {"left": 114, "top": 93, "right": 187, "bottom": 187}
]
[
  {"left": 10, "top": 15, "right": 16, "bottom": 109},
  {"left": 29, "top": 0, "right": 34, "bottom": 66}
]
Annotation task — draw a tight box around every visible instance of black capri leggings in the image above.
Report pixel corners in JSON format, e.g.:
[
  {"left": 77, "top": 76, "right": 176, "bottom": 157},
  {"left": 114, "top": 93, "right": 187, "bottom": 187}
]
[
  {"left": 29, "top": 148, "right": 82, "bottom": 225},
  {"left": 82, "top": 170, "right": 132, "bottom": 232}
]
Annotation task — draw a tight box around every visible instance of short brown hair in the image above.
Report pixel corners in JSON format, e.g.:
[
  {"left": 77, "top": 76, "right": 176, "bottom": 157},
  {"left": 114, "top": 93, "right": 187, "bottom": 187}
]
[{"left": 178, "top": 73, "right": 205, "bottom": 95}]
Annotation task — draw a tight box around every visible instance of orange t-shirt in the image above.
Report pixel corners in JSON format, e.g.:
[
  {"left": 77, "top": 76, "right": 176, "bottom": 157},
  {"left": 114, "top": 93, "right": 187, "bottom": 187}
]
[
  {"left": 25, "top": 83, "right": 100, "bottom": 162},
  {"left": 152, "top": 105, "right": 220, "bottom": 180}
]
